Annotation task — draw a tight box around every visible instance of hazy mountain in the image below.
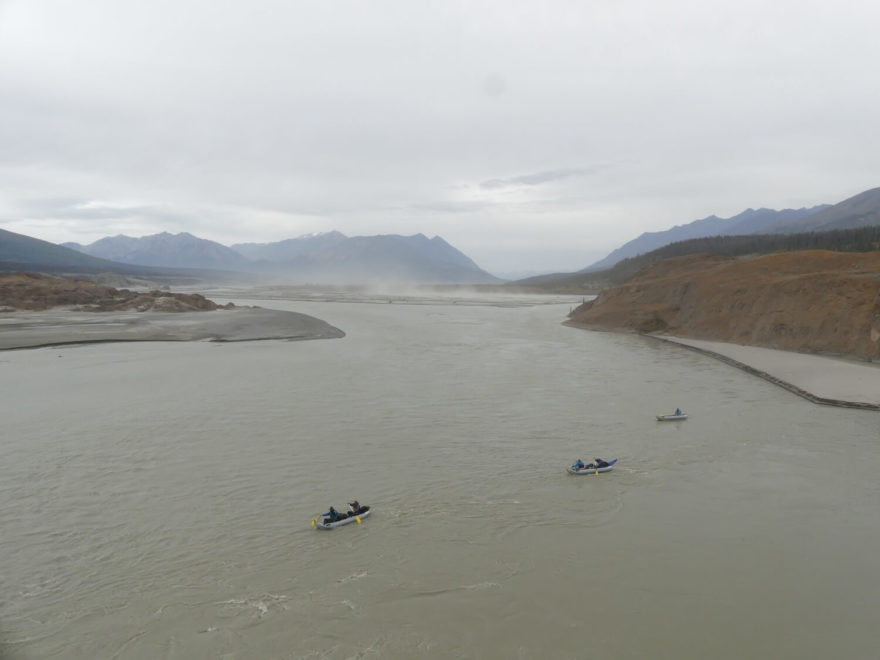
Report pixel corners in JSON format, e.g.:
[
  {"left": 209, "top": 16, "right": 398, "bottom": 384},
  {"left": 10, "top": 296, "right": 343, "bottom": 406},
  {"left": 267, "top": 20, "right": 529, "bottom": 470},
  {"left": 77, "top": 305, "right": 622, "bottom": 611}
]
[
  {"left": 231, "top": 231, "right": 348, "bottom": 261},
  {"left": 766, "top": 187, "right": 880, "bottom": 233},
  {"left": 259, "top": 233, "right": 503, "bottom": 284},
  {"left": 56, "top": 230, "right": 502, "bottom": 284},
  {"left": 64, "top": 232, "right": 251, "bottom": 270},
  {"left": 725, "top": 207, "right": 832, "bottom": 234},
  {"left": 584, "top": 206, "right": 828, "bottom": 271},
  {"left": 1, "top": 228, "right": 258, "bottom": 285}
]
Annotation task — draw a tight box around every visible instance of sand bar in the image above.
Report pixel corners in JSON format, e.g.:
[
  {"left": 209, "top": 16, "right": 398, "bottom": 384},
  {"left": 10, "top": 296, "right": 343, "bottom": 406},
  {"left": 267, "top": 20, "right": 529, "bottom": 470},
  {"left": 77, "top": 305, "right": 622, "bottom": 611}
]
[
  {"left": 0, "top": 306, "right": 345, "bottom": 350},
  {"left": 655, "top": 335, "right": 880, "bottom": 410}
]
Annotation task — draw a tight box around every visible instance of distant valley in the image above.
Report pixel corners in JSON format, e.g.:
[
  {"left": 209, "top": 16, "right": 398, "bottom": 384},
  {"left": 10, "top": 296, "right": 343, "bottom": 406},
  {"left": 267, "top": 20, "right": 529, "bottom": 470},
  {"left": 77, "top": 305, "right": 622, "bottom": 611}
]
[{"left": 4, "top": 185, "right": 880, "bottom": 292}]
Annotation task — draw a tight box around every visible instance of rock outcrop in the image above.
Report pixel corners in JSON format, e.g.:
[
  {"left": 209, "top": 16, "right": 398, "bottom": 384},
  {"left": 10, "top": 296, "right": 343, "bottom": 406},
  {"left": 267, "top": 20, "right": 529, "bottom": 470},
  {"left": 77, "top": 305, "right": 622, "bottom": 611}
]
[
  {"left": 0, "top": 273, "right": 232, "bottom": 312},
  {"left": 567, "top": 250, "right": 880, "bottom": 360}
]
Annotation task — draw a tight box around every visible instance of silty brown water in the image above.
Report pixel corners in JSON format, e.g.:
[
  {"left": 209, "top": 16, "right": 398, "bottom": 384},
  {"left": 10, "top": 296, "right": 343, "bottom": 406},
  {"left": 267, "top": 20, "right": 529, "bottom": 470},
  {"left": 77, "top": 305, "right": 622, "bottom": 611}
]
[{"left": 2, "top": 293, "right": 879, "bottom": 659}]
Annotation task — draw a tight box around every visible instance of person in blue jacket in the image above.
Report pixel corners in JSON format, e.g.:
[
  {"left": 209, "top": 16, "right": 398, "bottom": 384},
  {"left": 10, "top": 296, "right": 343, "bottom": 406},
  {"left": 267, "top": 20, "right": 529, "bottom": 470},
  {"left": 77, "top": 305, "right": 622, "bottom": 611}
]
[
  {"left": 573, "top": 459, "right": 585, "bottom": 470},
  {"left": 324, "top": 506, "right": 340, "bottom": 522}
]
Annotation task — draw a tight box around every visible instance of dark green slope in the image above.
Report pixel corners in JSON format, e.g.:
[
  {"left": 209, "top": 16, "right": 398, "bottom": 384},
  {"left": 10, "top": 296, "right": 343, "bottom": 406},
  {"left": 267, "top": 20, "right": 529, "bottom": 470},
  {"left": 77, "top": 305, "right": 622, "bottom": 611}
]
[
  {"left": 0, "top": 228, "right": 255, "bottom": 283},
  {"left": 0, "top": 227, "right": 125, "bottom": 270}
]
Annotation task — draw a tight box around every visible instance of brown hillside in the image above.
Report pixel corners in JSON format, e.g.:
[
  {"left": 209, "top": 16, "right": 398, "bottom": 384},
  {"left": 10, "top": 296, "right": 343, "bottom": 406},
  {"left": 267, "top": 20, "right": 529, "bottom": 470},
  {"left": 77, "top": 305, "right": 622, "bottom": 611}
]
[
  {"left": 0, "top": 273, "right": 231, "bottom": 312},
  {"left": 567, "top": 250, "right": 880, "bottom": 360}
]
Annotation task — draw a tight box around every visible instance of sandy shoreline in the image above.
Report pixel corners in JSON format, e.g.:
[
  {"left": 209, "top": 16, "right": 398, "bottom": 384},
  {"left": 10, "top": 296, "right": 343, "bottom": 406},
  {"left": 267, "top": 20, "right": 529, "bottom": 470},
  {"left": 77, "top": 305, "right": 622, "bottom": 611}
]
[
  {"left": 0, "top": 306, "right": 345, "bottom": 350},
  {"left": 653, "top": 335, "right": 880, "bottom": 410}
]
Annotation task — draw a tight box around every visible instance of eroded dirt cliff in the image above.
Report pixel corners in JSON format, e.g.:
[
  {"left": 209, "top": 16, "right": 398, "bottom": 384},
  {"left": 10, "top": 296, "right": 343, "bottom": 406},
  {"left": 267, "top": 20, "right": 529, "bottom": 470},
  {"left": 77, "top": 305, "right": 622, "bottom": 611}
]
[{"left": 567, "top": 250, "right": 880, "bottom": 360}]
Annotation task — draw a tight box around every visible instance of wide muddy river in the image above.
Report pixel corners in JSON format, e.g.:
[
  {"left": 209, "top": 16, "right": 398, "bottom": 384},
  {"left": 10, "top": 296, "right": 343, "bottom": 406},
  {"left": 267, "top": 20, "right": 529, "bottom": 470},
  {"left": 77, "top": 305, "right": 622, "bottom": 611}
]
[{"left": 2, "top": 292, "right": 879, "bottom": 659}]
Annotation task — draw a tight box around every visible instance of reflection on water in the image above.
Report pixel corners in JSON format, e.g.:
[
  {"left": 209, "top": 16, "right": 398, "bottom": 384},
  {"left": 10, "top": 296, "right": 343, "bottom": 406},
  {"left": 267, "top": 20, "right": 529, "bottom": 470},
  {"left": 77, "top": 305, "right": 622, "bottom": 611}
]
[{"left": 2, "top": 292, "right": 879, "bottom": 659}]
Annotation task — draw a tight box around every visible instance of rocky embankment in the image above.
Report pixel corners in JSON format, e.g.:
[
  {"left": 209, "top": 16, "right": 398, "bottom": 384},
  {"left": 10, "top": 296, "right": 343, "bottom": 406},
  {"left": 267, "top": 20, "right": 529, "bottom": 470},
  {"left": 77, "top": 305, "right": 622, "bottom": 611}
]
[
  {"left": 567, "top": 250, "right": 880, "bottom": 361},
  {"left": 0, "top": 273, "right": 232, "bottom": 312}
]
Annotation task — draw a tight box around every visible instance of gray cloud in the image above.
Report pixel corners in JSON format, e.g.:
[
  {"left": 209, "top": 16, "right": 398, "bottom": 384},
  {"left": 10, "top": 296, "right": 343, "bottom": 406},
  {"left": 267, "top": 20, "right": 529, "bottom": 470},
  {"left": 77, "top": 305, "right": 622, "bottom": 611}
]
[
  {"left": 480, "top": 168, "right": 597, "bottom": 190},
  {"left": 409, "top": 201, "right": 494, "bottom": 214},
  {"left": 9, "top": 198, "right": 195, "bottom": 227},
  {"left": 15, "top": 198, "right": 148, "bottom": 221}
]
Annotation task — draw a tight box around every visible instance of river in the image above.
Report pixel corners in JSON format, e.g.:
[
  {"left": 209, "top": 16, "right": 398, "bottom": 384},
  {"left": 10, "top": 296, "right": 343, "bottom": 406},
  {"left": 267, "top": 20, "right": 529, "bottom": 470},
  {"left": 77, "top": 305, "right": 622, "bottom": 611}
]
[{"left": 2, "top": 292, "right": 879, "bottom": 659}]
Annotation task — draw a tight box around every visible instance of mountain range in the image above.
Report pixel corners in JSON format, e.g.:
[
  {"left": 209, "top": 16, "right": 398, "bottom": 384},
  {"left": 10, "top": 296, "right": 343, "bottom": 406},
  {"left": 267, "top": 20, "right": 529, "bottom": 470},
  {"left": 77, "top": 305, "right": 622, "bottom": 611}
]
[
  {"left": 583, "top": 187, "right": 880, "bottom": 271},
  {"left": 1, "top": 227, "right": 119, "bottom": 271},
  {"left": 24, "top": 230, "right": 502, "bottom": 285},
  {"left": 62, "top": 232, "right": 251, "bottom": 271},
  {"left": 584, "top": 206, "right": 830, "bottom": 271},
  {"left": 765, "top": 186, "right": 880, "bottom": 233},
  {"left": 230, "top": 231, "right": 348, "bottom": 262}
]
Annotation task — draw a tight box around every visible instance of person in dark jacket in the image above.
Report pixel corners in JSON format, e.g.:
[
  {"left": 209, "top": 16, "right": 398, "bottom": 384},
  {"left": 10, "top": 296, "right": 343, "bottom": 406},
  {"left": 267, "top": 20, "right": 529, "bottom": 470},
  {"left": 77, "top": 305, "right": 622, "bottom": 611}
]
[{"left": 348, "top": 500, "right": 361, "bottom": 515}]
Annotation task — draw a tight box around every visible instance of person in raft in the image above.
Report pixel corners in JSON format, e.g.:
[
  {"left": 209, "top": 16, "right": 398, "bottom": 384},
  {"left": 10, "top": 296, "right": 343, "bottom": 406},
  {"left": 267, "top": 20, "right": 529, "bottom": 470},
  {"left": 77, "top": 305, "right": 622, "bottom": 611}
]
[
  {"left": 586, "top": 458, "right": 608, "bottom": 469},
  {"left": 674, "top": 408, "right": 682, "bottom": 415},
  {"left": 324, "top": 506, "right": 340, "bottom": 522},
  {"left": 573, "top": 459, "right": 585, "bottom": 470},
  {"left": 348, "top": 500, "right": 361, "bottom": 515}
]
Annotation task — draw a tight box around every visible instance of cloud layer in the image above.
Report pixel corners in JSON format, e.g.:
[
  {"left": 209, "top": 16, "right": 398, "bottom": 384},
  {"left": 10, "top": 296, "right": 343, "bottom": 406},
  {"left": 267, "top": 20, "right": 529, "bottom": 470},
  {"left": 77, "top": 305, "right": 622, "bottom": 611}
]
[{"left": 2, "top": 0, "right": 880, "bottom": 274}]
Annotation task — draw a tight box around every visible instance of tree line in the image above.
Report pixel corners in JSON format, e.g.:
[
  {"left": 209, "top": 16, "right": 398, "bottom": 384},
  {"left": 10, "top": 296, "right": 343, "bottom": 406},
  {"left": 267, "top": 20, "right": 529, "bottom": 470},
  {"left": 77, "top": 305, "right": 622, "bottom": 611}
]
[{"left": 604, "top": 225, "right": 880, "bottom": 283}]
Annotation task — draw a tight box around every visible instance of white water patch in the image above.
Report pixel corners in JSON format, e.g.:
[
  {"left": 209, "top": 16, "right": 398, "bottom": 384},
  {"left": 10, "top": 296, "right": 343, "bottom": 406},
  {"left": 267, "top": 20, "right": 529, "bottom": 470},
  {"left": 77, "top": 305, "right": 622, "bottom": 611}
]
[
  {"left": 337, "top": 571, "right": 368, "bottom": 584},
  {"left": 462, "top": 581, "right": 502, "bottom": 591},
  {"left": 215, "top": 593, "right": 289, "bottom": 619}
]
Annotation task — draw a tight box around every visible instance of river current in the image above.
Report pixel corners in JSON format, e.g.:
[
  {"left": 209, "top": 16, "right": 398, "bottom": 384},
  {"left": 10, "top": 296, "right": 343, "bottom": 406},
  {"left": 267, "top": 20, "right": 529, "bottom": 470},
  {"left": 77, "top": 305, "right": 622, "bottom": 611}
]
[{"left": 2, "top": 292, "right": 879, "bottom": 659}]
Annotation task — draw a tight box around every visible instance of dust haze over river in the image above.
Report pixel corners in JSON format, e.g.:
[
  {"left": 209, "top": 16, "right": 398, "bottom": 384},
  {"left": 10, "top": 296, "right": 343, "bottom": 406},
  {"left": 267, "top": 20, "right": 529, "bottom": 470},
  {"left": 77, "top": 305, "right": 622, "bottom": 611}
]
[{"left": 2, "top": 291, "right": 879, "bottom": 659}]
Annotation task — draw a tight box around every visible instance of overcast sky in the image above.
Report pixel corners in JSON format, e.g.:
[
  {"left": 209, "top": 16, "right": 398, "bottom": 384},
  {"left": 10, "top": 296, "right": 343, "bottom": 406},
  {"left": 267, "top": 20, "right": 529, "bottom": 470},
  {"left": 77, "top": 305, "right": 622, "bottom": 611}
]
[{"left": 2, "top": 1, "right": 880, "bottom": 276}]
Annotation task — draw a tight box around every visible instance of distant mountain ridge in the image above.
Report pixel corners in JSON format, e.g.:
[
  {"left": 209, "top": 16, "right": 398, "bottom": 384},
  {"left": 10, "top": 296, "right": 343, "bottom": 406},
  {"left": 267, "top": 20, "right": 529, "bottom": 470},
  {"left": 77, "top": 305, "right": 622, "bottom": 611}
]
[
  {"left": 585, "top": 186, "right": 880, "bottom": 272},
  {"left": 63, "top": 231, "right": 251, "bottom": 270},
  {"left": 59, "top": 230, "right": 502, "bottom": 284},
  {"left": 0, "top": 228, "right": 257, "bottom": 283},
  {"left": 231, "top": 231, "right": 347, "bottom": 262},
  {"left": 277, "top": 233, "right": 491, "bottom": 284},
  {"left": 2, "top": 228, "right": 126, "bottom": 271},
  {"left": 767, "top": 187, "right": 880, "bottom": 233},
  {"left": 584, "top": 206, "right": 830, "bottom": 271}
]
